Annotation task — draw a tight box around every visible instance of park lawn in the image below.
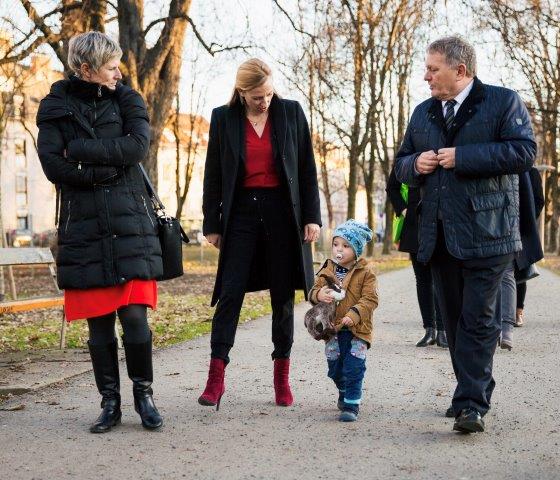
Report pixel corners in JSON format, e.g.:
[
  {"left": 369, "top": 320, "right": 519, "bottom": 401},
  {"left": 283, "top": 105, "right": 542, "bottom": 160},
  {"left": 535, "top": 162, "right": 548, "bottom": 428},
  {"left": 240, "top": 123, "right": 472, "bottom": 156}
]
[
  {"left": 0, "top": 250, "right": 409, "bottom": 353},
  {"left": 542, "top": 254, "right": 560, "bottom": 276}
]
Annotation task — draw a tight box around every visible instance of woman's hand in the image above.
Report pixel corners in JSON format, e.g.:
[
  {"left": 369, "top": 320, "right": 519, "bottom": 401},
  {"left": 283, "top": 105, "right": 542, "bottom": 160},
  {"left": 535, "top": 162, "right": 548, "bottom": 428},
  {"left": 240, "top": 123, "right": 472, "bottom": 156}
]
[
  {"left": 341, "top": 316, "right": 354, "bottom": 327},
  {"left": 205, "top": 233, "right": 222, "bottom": 250},
  {"left": 317, "top": 285, "right": 334, "bottom": 303},
  {"left": 304, "top": 223, "right": 320, "bottom": 243}
]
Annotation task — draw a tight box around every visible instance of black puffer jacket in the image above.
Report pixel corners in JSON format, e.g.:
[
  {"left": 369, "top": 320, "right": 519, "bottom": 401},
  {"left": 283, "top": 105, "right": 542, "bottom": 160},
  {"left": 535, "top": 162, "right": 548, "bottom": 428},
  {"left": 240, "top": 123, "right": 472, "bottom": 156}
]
[
  {"left": 36, "top": 76, "right": 162, "bottom": 289},
  {"left": 395, "top": 78, "right": 536, "bottom": 263}
]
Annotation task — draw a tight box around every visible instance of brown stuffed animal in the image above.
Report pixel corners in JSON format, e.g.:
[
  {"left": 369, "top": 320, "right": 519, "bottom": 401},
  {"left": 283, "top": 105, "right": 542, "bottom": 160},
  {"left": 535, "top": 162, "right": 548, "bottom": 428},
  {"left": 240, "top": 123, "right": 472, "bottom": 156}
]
[{"left": 304, "top": 274, "right": 346, "bottom": 341}]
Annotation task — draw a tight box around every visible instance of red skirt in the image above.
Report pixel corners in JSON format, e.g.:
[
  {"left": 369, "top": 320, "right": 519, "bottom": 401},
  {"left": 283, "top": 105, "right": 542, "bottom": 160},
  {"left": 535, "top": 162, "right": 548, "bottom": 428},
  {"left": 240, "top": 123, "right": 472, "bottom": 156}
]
[{"left": 64, "top": 279, "right": 158, "bottom": 322}]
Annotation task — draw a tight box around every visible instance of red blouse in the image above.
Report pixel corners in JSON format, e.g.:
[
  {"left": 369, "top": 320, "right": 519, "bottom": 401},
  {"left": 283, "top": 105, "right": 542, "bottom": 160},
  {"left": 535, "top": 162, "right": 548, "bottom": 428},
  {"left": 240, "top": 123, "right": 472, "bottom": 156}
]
[
  {"left": 243, "top": 118, "right": 280, "bottom": 188},
  {"left": 64, "top": 279, "right": 157, "bottom": 321}
]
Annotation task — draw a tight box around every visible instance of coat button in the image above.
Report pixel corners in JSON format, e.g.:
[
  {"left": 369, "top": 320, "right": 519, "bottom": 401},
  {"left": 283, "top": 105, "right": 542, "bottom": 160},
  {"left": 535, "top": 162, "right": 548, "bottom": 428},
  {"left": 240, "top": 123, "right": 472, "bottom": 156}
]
[
  {"left": 119, "top": 277, "right": 125, "bottom": 283},
  {"left": 112, "top": 234, "right": 117, "bottom": 239},
  {"left": 289, "top": 177, "right": 293, "bottom": 183}
]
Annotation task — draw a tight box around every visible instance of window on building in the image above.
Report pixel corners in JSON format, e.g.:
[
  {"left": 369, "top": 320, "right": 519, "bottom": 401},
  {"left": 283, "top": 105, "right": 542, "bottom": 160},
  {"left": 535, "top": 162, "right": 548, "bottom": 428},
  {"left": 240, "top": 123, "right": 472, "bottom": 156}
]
[
  {"left": 17, "top": 216, "right": 28, "bottom": 229},
  {"left": 16, "top": 192, "right": 27, "bottom": 207},
  {"left": 16, "top": 174, "right": 27, "bottom": 193},
  {"left": 14, "top": 139, "right": 26, "bottom": 156}
]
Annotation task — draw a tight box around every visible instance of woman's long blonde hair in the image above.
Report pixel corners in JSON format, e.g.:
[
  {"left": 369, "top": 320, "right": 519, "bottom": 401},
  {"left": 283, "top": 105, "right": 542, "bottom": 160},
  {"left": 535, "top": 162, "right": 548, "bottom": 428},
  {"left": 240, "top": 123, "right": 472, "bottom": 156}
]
[{"left": 228, "top": 58, "right": 275, "bottom": 106}]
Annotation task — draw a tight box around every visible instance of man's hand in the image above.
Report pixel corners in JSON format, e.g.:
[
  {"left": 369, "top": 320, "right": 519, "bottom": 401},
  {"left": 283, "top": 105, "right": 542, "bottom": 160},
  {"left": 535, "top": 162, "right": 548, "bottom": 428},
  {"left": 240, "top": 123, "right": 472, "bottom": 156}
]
[
  {"left": 205, "top": 233, "right": 222, "bottom": 250},
  {"left": 317, "top": 285, "right": 334, "bottom": 303},
  {"left": 304, "top": 223, "right": 320, "bottom": 243},
  {"left": 415, "top": 150, "right": 439, "bottom": 175},
  {"left": 437, "top": 147, "right": 456, "bottom": 169}
]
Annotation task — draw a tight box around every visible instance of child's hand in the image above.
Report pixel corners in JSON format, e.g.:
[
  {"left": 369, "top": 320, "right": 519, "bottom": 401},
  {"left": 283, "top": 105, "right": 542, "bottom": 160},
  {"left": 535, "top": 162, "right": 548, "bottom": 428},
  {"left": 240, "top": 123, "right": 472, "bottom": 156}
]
[
  {"left": 317, "top": 286, "right": 334, "bottom": 303},
  {"left": 341, "top": 316, "right": 354, "bottom": 327}
]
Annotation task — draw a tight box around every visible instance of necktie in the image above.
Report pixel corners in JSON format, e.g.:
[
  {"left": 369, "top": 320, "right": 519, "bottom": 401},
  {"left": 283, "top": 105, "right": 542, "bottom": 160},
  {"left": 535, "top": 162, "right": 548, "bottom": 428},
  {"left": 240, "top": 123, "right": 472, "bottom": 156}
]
[{"left": 444, "top": 99, "right": 457, "bottom": 131}]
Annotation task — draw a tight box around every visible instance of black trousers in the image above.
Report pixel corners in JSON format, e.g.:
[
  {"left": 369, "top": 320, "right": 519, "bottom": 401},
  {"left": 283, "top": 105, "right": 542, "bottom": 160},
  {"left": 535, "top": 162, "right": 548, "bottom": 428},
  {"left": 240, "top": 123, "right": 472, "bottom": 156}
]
[
  {"left": 430, "top": 222, "right": 510, "bottom": 416},
  {"left": 410, "top": 253, "right": 443, "bottom": 330},
  {"left": 210, "top": 188, "right": 296, "bottom": 362}
]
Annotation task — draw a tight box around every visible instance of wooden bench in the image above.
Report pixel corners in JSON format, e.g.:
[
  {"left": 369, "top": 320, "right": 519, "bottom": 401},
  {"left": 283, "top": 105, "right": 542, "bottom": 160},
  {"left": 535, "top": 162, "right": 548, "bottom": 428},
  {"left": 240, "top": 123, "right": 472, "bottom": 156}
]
[{"left": 0, "top": 247, "right": 67, "bottom": 348}]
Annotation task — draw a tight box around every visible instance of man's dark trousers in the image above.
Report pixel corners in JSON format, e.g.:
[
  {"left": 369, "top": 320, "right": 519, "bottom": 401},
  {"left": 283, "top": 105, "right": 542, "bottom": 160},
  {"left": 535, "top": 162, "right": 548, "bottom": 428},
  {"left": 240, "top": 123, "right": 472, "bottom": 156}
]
[{"left": 430, "top": 222, "right": 511, "bottom": 417}]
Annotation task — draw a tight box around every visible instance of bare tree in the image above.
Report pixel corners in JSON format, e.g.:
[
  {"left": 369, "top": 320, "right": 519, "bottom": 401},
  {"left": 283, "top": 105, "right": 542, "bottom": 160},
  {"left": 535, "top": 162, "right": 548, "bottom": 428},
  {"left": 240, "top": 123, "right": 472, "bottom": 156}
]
[
  {"left": 477, "top": 0, "right": 560, "bottom": 252},
  {"left": 3, "top": 0, "right": 249, "bottom": 187}
]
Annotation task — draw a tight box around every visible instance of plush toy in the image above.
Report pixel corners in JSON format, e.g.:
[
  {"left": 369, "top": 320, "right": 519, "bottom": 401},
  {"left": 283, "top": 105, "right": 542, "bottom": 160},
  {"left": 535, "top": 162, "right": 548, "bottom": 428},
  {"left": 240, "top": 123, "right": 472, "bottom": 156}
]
[{"left": 304, "top": 274, "right": 345, "bottom": 341}]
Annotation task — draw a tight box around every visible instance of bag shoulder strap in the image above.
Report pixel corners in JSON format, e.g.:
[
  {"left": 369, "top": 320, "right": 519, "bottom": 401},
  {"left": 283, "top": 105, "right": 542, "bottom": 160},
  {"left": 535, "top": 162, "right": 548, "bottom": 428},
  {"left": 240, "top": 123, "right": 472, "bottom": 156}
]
[{"left": 138, "top": 164, "right": 165, "bottom": 211}]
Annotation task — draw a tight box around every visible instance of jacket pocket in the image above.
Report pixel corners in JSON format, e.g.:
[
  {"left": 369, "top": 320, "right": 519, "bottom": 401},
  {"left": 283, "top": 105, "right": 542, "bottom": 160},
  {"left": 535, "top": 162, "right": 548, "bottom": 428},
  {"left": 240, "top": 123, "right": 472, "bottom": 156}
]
[{"left": 470, "top": 192, "right": 511, "bottom": 242}]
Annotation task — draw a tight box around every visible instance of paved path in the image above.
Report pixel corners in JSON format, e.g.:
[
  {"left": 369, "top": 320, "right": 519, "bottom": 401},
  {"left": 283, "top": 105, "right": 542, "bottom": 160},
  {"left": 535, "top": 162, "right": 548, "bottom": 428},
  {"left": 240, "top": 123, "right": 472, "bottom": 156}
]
[{"left": 1, "top": 267, "right": 559, "bottom": 480}]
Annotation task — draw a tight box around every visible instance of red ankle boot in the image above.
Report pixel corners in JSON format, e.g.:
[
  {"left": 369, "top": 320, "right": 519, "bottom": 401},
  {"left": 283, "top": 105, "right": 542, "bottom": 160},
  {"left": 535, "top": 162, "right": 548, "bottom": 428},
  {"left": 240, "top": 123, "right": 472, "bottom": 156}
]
[
  {"left": 198, "top": 358, "right": 226, "bottom": 410},
  {"left": 274, "top": 358, "right": 294, "bottom": 406}
]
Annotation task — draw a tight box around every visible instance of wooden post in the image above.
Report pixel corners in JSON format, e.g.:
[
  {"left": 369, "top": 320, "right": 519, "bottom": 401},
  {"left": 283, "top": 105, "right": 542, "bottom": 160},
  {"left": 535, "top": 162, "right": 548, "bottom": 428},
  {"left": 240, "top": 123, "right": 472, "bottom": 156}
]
[
  {"left": 7, "top": 266, "right": 17, "bottom": 300},
  {"left": 59, "top": 308, "right": 67, "bottom": 349}
]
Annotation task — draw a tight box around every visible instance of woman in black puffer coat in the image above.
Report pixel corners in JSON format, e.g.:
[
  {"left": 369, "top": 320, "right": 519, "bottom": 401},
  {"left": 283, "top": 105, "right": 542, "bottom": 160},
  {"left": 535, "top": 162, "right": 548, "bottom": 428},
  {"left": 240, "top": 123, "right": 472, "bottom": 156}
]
[{"left": 37, "top": 31, "right": 163, "bottom": 433}]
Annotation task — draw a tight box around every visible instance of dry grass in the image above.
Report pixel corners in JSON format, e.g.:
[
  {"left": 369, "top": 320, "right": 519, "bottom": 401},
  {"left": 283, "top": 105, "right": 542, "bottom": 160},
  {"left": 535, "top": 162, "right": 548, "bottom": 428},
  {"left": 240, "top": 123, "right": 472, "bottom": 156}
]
[{"left": 0, "top": 246, "right": 409, "bottom": 353}]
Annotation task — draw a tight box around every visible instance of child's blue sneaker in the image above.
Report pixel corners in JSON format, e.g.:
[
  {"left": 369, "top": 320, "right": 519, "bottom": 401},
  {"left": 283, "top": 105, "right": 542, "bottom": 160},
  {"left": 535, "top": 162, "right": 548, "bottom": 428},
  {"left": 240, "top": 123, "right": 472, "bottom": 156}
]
[{"left": 339, "top": 409, "right": 358, "bottom": 422}]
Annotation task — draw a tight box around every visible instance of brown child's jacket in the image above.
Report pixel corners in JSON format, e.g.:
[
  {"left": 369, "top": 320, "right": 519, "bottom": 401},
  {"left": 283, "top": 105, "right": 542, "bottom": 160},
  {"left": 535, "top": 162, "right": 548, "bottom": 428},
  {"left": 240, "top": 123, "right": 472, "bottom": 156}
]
[{"left": 308, "top": 258, "right": 378, "bottom": 347}]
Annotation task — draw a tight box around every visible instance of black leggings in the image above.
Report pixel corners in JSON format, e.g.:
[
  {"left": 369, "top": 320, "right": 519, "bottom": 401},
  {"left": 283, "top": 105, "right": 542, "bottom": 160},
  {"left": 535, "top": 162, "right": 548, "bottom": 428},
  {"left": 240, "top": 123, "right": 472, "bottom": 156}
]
[
  {"left": 516, "top": 281, "right": 527, "bottom": 309},
  {"left": 87, "top": 304, "right": 150, "bottom": 345},
  {"left": 410, "top": 253, "right": 443, "bottom": 330}
]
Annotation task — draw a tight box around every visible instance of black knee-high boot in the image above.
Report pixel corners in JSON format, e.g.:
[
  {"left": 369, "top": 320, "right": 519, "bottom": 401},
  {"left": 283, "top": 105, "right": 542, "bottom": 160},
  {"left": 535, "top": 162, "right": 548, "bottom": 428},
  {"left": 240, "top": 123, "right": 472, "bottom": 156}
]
[
  {"left": 88, "top": 339, "right": 122, "bottom": 433},
  {"left": 123, "top": 332, "right": 163, "bottom": 430}
]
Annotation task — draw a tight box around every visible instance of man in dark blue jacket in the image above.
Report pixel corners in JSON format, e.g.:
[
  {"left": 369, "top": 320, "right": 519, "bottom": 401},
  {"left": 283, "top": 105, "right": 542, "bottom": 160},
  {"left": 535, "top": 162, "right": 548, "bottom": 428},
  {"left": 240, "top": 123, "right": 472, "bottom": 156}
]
[{"left": 395, "top": 36, "right": 536, "bottom": 433}]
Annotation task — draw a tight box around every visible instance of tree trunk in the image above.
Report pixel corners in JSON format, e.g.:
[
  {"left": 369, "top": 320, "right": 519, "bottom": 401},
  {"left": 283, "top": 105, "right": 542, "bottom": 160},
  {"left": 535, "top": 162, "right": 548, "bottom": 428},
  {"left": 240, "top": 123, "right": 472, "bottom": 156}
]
[
  {"left": 382, "top": 199, "right": 393, "bottom": 254},
  {"left": 365, "top": 184, "right": 375, "bottom": 256}
]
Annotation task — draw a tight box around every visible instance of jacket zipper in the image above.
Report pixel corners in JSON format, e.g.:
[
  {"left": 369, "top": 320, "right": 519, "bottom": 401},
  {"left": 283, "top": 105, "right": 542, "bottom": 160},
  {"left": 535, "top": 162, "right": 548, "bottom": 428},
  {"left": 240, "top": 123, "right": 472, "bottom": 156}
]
[
  {"left": 142, "top": 197, "right": 155, "bottom": 228},
  {"left": 97, "top": 85, "right": 102, "bottom": 97},
  {"left": 64, "top": 200, "right": 72, "bottom": 233}
]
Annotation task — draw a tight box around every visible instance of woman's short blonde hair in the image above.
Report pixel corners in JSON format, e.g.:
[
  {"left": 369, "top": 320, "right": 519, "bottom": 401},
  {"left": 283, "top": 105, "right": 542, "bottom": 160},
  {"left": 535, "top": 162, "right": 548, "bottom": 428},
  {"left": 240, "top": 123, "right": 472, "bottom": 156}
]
[
  {"left": 68, "top": 31, "right": 122, "bottom": 75},
  {"left": 229, "top": 58, "right": 274, "bottom": 106}
]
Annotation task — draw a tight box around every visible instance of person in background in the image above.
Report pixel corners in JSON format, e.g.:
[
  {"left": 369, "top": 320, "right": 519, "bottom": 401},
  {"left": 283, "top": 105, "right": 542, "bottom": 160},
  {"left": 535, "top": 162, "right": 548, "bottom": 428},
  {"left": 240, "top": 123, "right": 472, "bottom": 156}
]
[
  {"left": 514, "top": 167, "right": 545, "bottom": 327},
  {"left": 386, "top": 167, "right": 447, "bottom": 348}
]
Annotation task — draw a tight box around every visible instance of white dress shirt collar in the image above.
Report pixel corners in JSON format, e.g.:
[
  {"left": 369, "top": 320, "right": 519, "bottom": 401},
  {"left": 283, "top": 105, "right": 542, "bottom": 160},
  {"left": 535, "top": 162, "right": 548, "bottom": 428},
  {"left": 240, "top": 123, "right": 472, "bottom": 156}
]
[{"left": 442, "top": 79, "right": 474, "bottom": 113}]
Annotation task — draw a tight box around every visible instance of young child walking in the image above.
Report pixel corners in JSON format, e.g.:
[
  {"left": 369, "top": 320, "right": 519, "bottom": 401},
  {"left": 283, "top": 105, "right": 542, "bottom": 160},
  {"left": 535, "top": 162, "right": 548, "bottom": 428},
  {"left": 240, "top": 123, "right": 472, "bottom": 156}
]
[{"left": 309, "top": 220, "right": 378, "bottom": 422}]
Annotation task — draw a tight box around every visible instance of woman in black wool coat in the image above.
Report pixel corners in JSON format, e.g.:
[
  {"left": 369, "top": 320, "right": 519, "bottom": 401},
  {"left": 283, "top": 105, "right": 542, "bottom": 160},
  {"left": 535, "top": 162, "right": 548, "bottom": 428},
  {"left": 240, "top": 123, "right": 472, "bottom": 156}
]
[
  {"left": 199, "top": 58, "right": 321, "bottom": 410},
  {"left": 386, "top": 166, "right": 448, "bottom": 348},
  {"left": 36, "top": 32, "right": 163, "bottom": 433}
]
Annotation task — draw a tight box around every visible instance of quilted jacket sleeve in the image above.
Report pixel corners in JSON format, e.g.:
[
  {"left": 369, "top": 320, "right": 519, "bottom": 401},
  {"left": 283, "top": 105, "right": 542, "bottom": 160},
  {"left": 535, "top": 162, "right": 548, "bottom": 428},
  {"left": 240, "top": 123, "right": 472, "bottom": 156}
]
[
  {"left": 66, "top": 87, "right": 150, "bottom": 167},
  {"left": 454, "top": 90, "right": 536, "bottom": 177}
]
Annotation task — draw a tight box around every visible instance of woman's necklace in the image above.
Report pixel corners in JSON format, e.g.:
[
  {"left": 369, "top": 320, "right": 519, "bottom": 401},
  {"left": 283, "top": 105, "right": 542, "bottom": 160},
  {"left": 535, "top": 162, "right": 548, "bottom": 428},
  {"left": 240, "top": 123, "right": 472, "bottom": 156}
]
[{"left": 247, "top": 111, "right": 267, "bottom": 127}]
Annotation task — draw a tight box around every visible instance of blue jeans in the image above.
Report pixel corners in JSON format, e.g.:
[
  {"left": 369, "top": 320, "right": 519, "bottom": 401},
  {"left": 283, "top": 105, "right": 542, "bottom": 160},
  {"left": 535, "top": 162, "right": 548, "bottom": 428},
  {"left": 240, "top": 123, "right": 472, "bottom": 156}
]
[{"left": 326, "top": 330, "right": 367, "bottom": 411}]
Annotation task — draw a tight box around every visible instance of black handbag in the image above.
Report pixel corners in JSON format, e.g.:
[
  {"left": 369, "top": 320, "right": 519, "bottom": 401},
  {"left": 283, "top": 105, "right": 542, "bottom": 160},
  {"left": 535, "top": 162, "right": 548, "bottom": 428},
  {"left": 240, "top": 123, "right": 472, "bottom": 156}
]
[{"left": 139, "top": 164, "right": 189, "bottom": 280}]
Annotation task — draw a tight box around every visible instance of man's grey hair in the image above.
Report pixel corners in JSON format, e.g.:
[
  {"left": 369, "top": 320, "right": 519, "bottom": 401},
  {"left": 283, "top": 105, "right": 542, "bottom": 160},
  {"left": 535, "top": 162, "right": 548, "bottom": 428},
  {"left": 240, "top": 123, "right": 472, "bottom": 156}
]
[
  {"left": 427, "top": 36, "right": 477, "bottom": 77},
  {"left": 68, "top": 31, "right": 122, "bottom": 75}
]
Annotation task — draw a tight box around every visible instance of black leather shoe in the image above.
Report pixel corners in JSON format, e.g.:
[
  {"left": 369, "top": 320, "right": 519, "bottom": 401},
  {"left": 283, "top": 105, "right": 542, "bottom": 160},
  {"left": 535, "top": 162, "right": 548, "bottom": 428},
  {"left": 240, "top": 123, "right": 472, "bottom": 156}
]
[
  {"left": 453, "top": 408, "right": 484, "bottom": 433},
  {"left": 436, "top": 330, "right": 448, "bottom": 348},
  {"left": 88, "top": 340, "right": 121, "bottom": 434},
  {"left": 123, "top": 333, "right": 163, "bottom": 430},
  {"left": 445, "top": 405, "right": 454, "bottom": 418},
  {"left": 416, "top": 328, "right": 436, "bottom": 347},
  {"left": 90, "top": 398, "right": 122, "bottom": 433}
]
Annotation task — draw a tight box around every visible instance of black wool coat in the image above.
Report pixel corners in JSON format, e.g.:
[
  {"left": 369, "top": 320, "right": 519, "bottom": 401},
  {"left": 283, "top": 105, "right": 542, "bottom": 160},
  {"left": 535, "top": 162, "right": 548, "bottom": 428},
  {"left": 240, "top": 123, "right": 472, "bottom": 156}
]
[
  {"left": 386, "top": 166, "right": 421, "bottom": 254},
  {"left": 203, "top": 95, "right": 321, "bottom": 306},
  {"left": 515, "top": 168, "right": 544, "bottom": 270},
  {"left": 36, "top": 76, "right": 163, "bottom": 289}
]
